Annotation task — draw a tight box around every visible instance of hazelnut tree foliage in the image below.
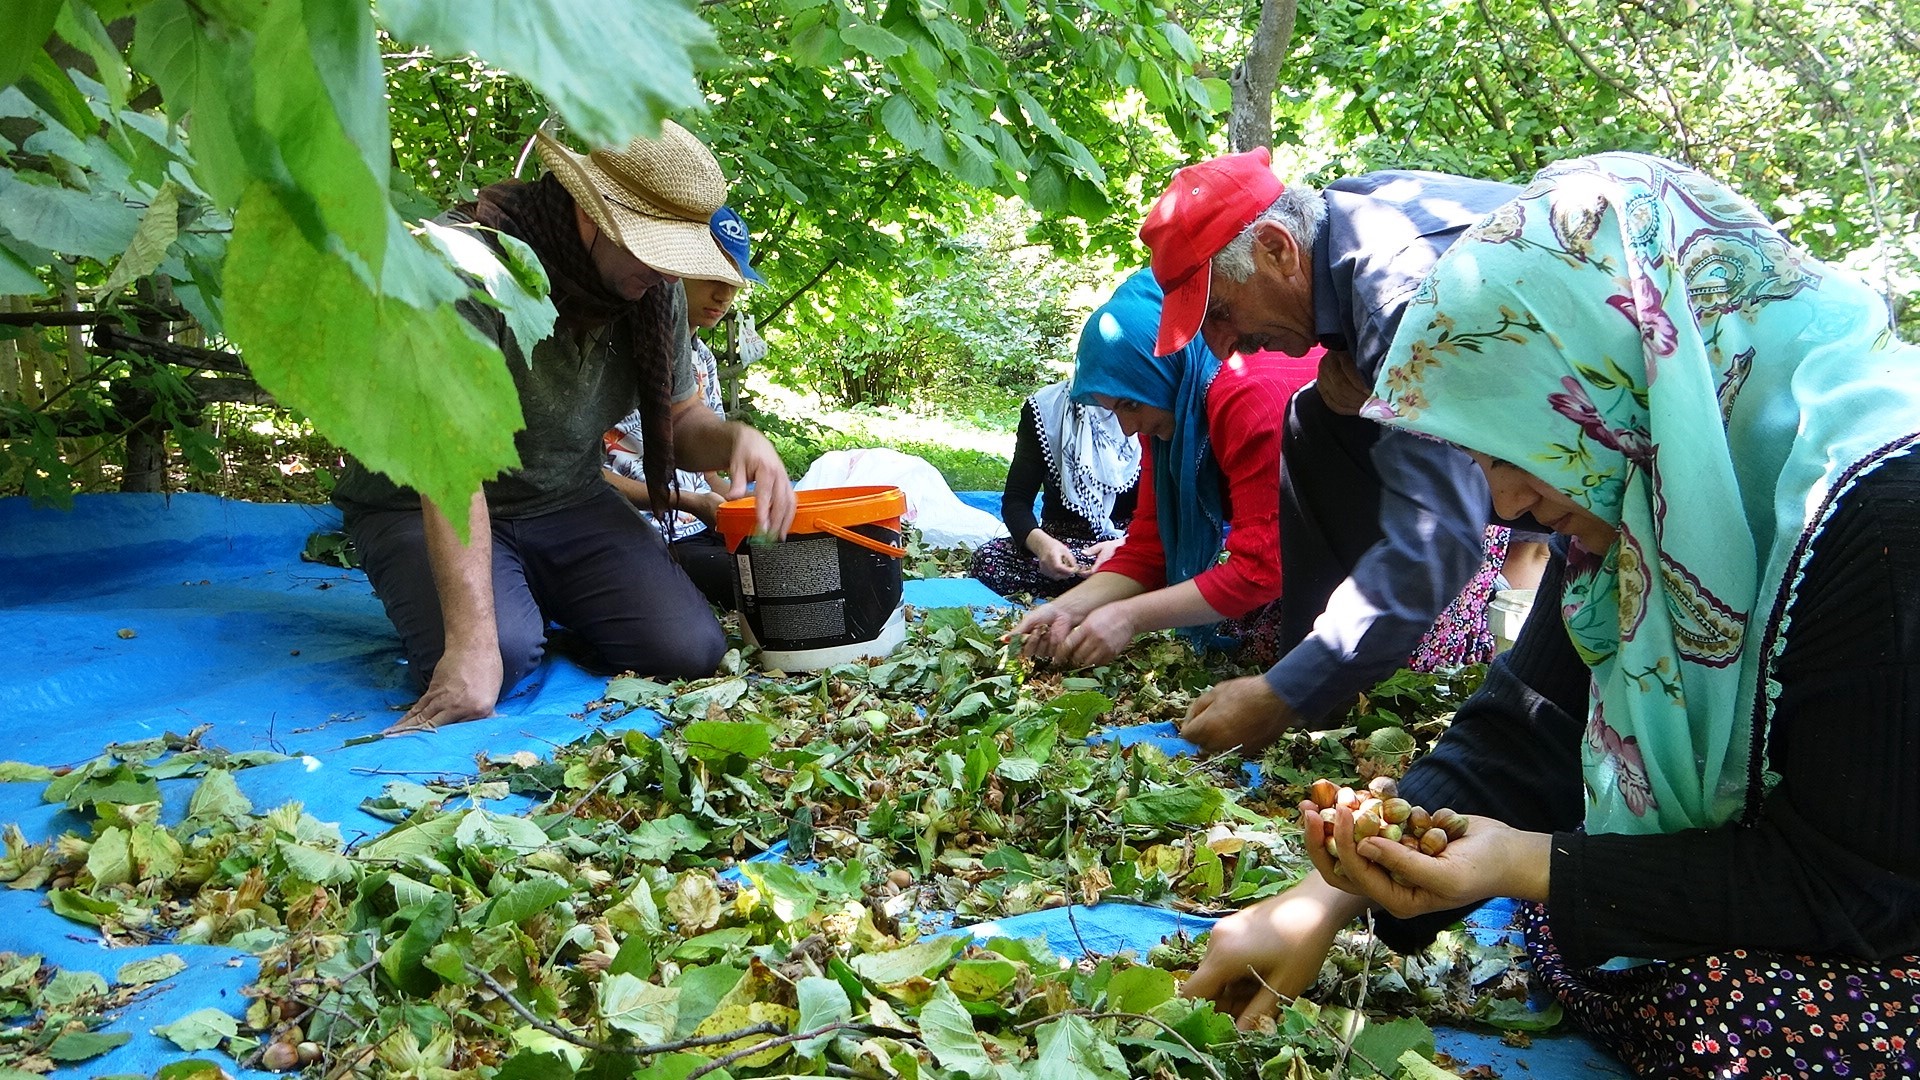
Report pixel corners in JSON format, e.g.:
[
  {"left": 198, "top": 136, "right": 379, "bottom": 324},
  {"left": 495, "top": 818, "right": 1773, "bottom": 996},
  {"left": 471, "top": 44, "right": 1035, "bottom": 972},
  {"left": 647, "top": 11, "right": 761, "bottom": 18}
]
[
  {"left": 0, "top": 0, "right": 1220, "bottom": 506},
  {"left": 2, "top": 0, "right": 1917, "bottom": 495},
  {"left": 1235, "top": 0, "right": 1920, "bottom": 324}
]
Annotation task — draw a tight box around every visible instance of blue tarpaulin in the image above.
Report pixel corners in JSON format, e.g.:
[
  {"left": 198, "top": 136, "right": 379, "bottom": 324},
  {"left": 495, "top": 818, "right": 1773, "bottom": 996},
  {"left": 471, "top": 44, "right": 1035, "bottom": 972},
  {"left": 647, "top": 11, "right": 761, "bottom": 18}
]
[{"left": 0, "top": 494, "right": 1625, "bottom": 1078}]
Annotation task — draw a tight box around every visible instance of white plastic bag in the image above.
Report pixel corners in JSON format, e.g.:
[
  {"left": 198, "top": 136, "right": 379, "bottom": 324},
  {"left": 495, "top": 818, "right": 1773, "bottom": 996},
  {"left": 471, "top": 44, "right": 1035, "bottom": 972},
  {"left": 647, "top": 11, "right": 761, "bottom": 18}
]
[{"left": 796, "top": 448, "right": 1008, "bottom": 549}]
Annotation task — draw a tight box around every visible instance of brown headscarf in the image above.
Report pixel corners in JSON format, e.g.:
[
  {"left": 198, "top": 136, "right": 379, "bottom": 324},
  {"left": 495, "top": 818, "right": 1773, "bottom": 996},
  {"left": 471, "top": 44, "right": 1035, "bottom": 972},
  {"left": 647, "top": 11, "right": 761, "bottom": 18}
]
[{"left": 463, "top": 173, "right": 680, "bottom": 521}]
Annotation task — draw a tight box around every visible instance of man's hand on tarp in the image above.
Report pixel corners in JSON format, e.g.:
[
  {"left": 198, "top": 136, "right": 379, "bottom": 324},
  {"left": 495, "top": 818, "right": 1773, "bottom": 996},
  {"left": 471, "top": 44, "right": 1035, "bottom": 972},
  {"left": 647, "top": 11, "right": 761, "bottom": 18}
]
[{"left": 387, "top": 644, "right": 501, "bottom": 732}]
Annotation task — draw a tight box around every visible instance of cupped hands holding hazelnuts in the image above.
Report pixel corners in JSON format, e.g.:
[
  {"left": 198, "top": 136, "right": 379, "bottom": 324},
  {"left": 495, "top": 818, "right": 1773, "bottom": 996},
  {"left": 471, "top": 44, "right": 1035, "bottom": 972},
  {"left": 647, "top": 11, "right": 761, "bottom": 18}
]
[
  {"left": 1299, "top": 775, "right": 1553, "bottom": 922},
  {"left": 1178, "top": 774, "right": 1555, "bottom": 1029}
]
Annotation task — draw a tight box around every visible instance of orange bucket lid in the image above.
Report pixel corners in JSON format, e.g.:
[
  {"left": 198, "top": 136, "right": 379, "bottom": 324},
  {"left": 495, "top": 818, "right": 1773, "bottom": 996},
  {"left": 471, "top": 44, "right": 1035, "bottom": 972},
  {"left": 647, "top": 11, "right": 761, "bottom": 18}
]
[{"left": 717, "top": 485, "right": 908, "bottom": 553}]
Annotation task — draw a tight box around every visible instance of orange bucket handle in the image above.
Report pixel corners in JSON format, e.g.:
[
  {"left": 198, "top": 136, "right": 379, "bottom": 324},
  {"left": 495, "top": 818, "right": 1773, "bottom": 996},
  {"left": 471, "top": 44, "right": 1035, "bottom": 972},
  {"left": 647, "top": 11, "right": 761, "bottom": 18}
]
[{"left": 816, "top": 519, "right": 908, "bottom": 558}]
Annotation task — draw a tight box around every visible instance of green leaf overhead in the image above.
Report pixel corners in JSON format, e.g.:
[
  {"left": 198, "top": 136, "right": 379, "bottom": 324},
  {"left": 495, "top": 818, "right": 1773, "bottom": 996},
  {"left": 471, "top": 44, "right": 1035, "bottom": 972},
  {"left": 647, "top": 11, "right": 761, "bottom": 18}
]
[
  {"left": 0, "top": 0, "right": 65, "bottom": 92},
  {"left": 0, "top": 170, "right": 141, "bottom": 261},
  {"left": 129, "top": 0, "right": 254, "bottom": 209},
  {"left": 222, "top": 184, "right": 524, "bottom": 530},
  {"left": 0, "top": 243, "right": 49, "bottom": 295},
  {"left": 97, "top": 179, "right": 180, "bottom": 297},
  {"left": 375, "top": 0, "right": 718, "bottom": 148},
  {"left": 417, "top": 220, "right": 558, "bottom": 358},
  {"left": 842, "top": 22, "right": 910, "bottom": 60}
]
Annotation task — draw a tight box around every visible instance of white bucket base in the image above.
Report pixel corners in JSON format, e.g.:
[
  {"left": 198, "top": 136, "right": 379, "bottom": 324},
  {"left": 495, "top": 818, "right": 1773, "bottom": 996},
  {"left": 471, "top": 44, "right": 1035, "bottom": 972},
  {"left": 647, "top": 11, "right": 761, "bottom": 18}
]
[
  {"left": 1488, "top": 588, "right": 1538, "bottom": 654},
  {"left": 748, "top": 606, "right": 907, "bottom": 672}
]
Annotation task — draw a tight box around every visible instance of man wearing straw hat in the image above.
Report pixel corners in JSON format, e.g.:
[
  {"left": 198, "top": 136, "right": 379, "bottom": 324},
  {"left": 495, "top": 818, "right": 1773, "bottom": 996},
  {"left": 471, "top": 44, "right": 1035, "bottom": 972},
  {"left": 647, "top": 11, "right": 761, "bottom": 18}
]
[
  {"left": 332, "top": 121, "right": 796, "bottom": 732},
  {"left": 603, "top": 205, "right": 769, "bottom": 608}
]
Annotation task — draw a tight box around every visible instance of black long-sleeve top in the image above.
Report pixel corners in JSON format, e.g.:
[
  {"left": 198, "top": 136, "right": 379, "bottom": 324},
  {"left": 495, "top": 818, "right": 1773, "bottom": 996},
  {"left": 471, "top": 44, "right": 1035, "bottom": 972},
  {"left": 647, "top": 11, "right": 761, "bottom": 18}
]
[
  {"left": 1000, "top": 398, "right": 1138, "bottom": 548},
  {"left": 1388, "top": 453, "right": 1920, "bottom": 967}
]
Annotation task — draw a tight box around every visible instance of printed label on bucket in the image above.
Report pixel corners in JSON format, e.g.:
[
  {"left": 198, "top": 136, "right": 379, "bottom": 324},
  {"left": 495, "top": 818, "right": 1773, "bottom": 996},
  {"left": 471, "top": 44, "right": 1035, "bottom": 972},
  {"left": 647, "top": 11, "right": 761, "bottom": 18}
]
[
  {"left": 736, "top": 554, "right": 756, "bottom": 597},
  {"left": 762, "top": 598, "right": 849, "bottom": 641},
  {"left": 744, "top": 535, "right": 843, "bottom": 597}
]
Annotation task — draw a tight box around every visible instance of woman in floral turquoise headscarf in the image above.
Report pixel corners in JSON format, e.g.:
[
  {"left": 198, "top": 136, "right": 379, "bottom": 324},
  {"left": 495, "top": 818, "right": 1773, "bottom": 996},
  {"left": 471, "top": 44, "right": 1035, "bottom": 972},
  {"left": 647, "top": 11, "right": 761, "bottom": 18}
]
[
  {"left": 1181, "top": 153, "right": 1920, "bottom": 1079},
  {"left": 1364, "top": 153, "right": 1920, "bottom": 838}
]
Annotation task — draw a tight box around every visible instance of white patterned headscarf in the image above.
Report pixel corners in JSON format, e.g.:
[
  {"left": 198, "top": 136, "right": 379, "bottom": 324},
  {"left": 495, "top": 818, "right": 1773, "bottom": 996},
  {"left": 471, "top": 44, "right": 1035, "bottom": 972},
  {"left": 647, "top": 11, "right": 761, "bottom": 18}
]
[{"left": 1029, "top": 380, "right": 1142, "bottom": 540}]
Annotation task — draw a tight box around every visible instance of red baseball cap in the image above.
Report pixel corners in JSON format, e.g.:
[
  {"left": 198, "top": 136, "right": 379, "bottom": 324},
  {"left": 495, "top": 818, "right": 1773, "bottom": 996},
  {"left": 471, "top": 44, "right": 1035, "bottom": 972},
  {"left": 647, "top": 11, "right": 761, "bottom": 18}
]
[{"left": 1139, "top": 148, "right": 1285, "bottom": 356}]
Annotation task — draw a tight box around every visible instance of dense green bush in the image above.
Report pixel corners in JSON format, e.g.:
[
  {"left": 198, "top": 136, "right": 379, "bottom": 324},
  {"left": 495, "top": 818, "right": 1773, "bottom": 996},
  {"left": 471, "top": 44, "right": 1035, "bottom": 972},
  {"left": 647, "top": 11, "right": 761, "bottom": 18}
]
[
  {"left": 764, "top": 205, "right": 1104, "bottom": 411},
  {"left": 735, "top": 396, "right": 1012, "bottom": 493}
]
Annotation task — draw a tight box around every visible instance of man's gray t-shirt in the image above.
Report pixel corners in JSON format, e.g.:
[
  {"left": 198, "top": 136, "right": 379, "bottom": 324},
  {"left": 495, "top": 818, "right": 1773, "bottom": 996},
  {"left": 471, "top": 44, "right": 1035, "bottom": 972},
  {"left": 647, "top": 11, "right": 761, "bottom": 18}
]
[{"left": 333, "top": 249, "right": 696, "bottom": 521}]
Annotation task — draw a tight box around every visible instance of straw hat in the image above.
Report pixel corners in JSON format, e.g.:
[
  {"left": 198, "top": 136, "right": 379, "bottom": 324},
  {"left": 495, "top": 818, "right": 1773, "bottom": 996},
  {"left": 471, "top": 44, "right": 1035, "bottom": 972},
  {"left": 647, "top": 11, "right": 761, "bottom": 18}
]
[{"left": 534, "top": 121, "right": 747, "bottom": 287}]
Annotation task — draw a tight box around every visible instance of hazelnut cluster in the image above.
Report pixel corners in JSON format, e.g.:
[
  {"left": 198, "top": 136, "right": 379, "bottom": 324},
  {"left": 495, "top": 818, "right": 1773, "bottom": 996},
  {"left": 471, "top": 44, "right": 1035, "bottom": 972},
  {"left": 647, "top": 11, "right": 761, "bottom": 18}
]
[{"left": 1308, "top": 776, "right": 1468, "bottom": 862}]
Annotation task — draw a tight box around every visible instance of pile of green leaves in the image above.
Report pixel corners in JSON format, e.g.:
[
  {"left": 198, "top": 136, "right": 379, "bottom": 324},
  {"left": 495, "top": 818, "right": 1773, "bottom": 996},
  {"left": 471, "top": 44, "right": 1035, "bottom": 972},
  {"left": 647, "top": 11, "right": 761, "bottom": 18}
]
[
  {"left": 519, "top": 610, "right": 1303, "bottom": 923},
  {"left": 0, "top": 950, "right": 152, "bottom": 1070},
  {"left": 1259, "top": 666, "right": 1488, "bottom": 805},
  {"left": 901, "top": 531, "right": 978, "bottom": 581},
  {"left": 0, "top": 609, "right": 1524, "bottom": 1078},
  {"left": 0, "top": 947, "right": 249, "bottom": 1074}
]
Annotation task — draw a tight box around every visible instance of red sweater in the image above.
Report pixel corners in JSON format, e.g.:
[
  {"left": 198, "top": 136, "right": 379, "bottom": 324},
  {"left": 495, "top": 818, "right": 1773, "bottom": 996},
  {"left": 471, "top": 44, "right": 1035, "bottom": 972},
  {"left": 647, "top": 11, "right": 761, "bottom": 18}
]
[{"left": 1100, "top": 349, "right": 1320, "bottom": 618}]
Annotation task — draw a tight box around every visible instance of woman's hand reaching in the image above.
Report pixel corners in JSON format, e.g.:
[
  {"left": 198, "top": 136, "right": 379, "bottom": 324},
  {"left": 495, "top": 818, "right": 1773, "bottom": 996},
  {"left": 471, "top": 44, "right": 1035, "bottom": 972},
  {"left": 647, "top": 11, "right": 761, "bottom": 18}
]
[
  {"left": 1180, "top": 873, "right": 1370, "bottom": 1027},
  {"left": 1025, "top": 530, "right": 1082, "bottom": 580}
]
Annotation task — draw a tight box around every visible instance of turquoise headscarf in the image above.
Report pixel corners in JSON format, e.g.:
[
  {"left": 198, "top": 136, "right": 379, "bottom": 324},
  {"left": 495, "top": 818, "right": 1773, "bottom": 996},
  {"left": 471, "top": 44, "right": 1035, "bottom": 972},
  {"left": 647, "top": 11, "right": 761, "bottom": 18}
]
[
  {"left": 1070, "top": 269, "right": 1225, "bottom": 586},
  {"left": 1363, "top": 152, "right": 1920, "bottom": 837}
]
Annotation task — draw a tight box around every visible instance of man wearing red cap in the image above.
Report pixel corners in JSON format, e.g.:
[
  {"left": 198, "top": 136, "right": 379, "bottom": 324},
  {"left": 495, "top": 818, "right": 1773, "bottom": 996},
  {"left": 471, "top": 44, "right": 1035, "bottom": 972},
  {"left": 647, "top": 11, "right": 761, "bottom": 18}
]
[{"left": 1140, "top": 148, "right": 1522, "bottom": 754}]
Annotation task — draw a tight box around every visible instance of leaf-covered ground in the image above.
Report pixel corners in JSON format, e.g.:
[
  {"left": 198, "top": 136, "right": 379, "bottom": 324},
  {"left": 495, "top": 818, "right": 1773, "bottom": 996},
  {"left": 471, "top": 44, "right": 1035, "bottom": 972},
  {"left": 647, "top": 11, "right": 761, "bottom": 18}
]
[{"left": 0, "top": 599, "right": 1547, "bottom": 1079}]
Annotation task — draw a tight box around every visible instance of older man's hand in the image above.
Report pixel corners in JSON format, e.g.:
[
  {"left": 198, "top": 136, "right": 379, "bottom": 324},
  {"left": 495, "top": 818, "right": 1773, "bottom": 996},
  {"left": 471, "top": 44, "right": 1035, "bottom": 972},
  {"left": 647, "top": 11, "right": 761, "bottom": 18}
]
[
  {"left": 1181, "top": 674, "right": 1299, "bottom": 755},
  {"left": 1316, "top": 349, "right": 1373, "bottom": 416}
]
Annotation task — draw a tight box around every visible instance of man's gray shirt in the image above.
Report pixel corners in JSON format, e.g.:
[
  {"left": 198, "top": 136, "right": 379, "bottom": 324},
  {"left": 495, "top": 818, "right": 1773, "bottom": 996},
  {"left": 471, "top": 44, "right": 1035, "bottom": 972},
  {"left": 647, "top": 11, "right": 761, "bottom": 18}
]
[{"left": 333, "top": 240, "right": 697, "bottom": 521}]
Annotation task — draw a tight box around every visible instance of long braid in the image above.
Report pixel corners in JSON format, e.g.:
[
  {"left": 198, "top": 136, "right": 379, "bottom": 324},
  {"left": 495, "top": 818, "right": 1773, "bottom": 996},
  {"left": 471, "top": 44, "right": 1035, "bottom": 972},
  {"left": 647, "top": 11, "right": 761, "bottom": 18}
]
[{"left": 465, "top": 175, "right": 679, "bottom": 521}]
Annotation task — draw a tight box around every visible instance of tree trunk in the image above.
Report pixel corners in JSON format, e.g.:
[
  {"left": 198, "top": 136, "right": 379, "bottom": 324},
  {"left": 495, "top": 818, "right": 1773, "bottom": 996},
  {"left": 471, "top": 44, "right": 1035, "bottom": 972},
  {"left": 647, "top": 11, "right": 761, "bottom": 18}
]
[
  {"left": 0, "top": 297, "right": 21, "bottom": 398},
  {"left": 121, "top": 421, "right": 167, "bottom": 492},
  {"left": 1227, "top": 0, "right": 1298, "bottom": 151},
  {"left": 61, "top": 282, "right": 106, "bottom": 487},
  {"left": 118, "top": 290, "right": 179, "bottom": 493}
]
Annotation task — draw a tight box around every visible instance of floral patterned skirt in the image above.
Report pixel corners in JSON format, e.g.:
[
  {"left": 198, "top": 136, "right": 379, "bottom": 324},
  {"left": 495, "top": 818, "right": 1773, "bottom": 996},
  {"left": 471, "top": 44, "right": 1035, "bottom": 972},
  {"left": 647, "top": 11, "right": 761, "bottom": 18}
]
[
  {"left": 1217, "top": 597, "right": 1287, "bottom": 667},
  {"left": 969, "top": 519, "right": 1108, "bottom": 601},
  {"left": 1522, "top": 902, "right": 1920, "bottom": 1078},
  {"left": 1409, "top": 525, "right": 1511, "bottom": 671}
]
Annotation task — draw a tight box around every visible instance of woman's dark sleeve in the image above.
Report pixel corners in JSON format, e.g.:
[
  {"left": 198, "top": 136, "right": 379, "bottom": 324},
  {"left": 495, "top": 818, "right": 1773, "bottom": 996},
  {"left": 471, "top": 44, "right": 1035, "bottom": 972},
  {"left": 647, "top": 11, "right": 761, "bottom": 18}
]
[
  {"left": 1377, "top": 546, "right": 1591, "bottom": 953},
  {"left": 1110, "top": 485, "right": 1139, "bottom": 530},
  {"left": 1001, "top": 400, "right": 1045, "bottom": 548},
  {"left": 1548, "top": 455, "right": 1920, "bottom": 966}
]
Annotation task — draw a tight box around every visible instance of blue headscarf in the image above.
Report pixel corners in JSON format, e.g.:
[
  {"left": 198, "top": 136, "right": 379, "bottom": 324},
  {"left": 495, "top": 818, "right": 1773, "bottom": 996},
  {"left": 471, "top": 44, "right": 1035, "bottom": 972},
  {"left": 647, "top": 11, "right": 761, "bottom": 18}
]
[{"left": 1069, "top": 269, "right": 1225, "bottom": 586}]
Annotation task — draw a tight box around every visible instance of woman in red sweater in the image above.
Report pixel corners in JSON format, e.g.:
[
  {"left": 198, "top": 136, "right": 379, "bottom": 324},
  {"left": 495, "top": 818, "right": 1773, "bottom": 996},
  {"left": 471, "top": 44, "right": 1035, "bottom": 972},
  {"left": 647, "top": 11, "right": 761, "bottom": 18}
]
[{"left": 1014, "top": 270, "right": 1316, "bottom": 666}]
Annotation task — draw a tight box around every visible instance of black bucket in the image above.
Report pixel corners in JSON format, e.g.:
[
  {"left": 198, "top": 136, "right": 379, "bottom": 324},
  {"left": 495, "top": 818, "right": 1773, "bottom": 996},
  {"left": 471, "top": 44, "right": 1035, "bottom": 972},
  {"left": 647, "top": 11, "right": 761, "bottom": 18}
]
[{"left": 716, "top": 486, "right": 908, "bottom": 665}]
